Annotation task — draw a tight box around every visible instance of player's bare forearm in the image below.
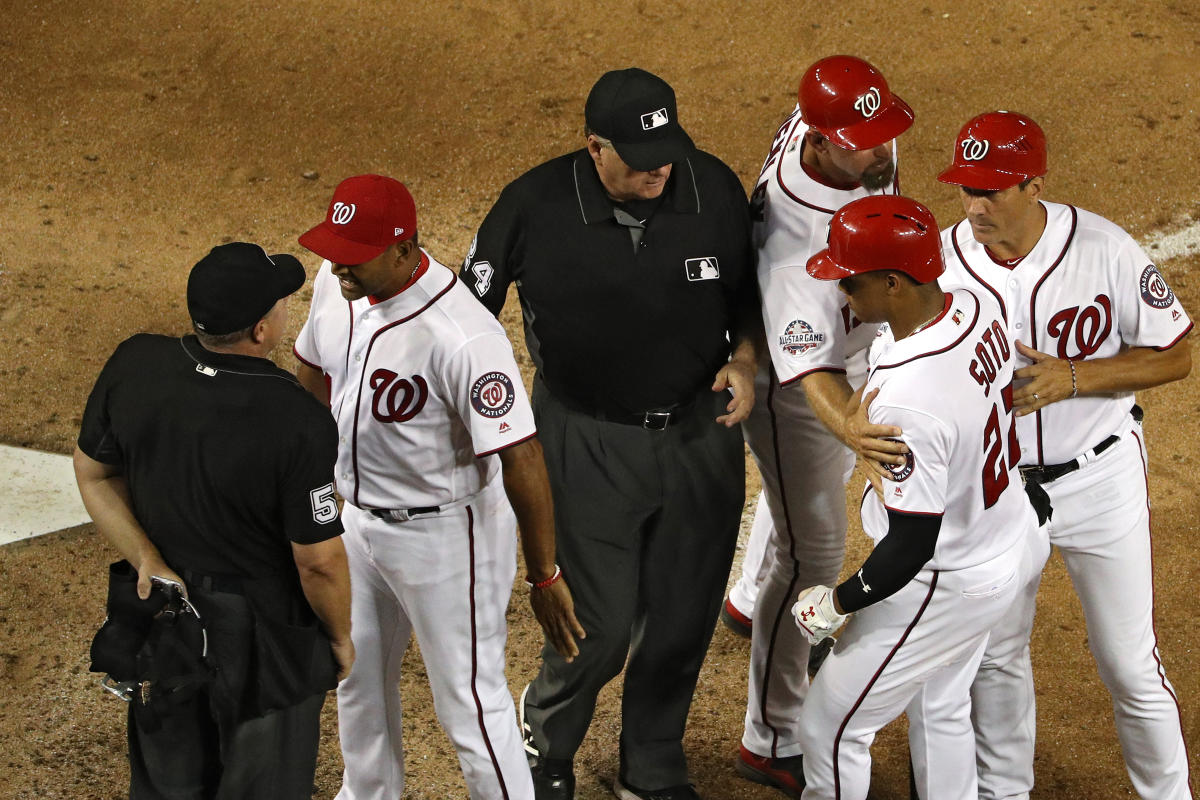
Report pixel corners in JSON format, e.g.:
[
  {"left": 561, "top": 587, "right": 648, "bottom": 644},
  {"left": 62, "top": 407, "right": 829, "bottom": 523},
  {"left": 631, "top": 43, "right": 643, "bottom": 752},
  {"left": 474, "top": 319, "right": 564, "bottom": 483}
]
[
  {"left": 498, "top": 438, "right": 558, "bottom": 579},
  {"left": 296, "top": 362, "right": 331, "bottom": 408},
  {"left": 292, "top": 537, "right": 355, "bottom": 679},
  {"left": 1013, "top": 337, "right": 1192, "bottom": 415},
  {"left": 498, "top": 437, "right": 587, "bottom": 660},
  {"left": 73, "top": 447, "right": 181, "bottom": 598}
]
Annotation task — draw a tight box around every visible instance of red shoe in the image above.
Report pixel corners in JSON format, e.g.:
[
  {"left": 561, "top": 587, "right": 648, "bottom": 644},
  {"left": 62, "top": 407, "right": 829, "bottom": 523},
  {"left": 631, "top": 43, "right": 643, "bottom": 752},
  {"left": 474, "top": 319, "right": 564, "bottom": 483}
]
[
  {"left": 720, "top": 596, "right": 753, "bottom": 639},
  {"left": 735, "top": 745, "right": 805, "bottom": 799}
]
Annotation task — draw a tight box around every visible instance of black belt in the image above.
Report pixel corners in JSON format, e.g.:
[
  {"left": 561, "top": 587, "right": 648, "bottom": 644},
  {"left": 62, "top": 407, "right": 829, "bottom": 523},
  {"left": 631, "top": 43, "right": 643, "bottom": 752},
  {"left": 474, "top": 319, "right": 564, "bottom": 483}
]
[
  {"left": 181, "top": 568, "right": 245, "bottom": 595},
  {"left": 556, "top": 393, "right": 697, "bottom": 431},
  {"left": 1020, "top": 434, "right": 1119, "bottom": 486}
]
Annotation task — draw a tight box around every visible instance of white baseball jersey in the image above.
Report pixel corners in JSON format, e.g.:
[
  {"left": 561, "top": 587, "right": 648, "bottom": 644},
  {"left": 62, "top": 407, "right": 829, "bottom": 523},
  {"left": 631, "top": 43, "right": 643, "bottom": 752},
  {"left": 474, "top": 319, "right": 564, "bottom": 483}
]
[
  {"left": 294, "top": 251, "right": 537, "bottom": 510},
  {"left": 753, "top": 104, "right": 900, "bottom": 388},
  {"left": 861, "top": 288, "right": 1034, "bottom": 570},
  {"left": 940, "top": 201, "right": 1193, "bottom": 465}
]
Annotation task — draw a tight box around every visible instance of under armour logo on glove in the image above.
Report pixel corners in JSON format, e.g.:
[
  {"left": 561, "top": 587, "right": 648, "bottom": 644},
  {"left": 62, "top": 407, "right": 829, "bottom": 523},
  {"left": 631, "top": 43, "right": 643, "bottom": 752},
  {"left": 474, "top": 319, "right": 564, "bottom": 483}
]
[{"left": 792, "top": 585, "right": 848, "bottom": 645}]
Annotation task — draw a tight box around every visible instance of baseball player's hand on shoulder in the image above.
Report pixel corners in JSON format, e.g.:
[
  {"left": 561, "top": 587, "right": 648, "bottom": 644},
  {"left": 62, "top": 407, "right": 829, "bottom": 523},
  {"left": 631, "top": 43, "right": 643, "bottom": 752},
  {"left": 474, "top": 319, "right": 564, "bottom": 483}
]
[
  {"left": 845, "top": 388, "right": 906, "bottom": 496},
  {"left": 1012, "top": 341, "right": 1073, "bottom": 416},
  {"left": 792, "top": 585, "right": 848, "bottom": 645},
  {"left": 530, "top": 578, "right": 587, "bottom": 663},
  {"left": 712, "top": 357, "right": 757, "bottom": 426}
]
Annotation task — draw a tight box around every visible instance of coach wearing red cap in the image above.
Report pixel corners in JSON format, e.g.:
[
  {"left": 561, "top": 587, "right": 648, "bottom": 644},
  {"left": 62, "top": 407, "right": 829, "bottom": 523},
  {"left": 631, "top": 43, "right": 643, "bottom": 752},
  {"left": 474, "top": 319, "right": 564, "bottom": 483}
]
[
  {"left": 463, "top": 69, "right": 760, "bottom": 800},
  {"left": 294, "top": 175, "right": 580, "bottom": 800},
  {"left": 75, "top": 242, "right": 352, "bottom": 798},
  {"left": 935, "top": 112, "right": 1193, "bottom": 800}
]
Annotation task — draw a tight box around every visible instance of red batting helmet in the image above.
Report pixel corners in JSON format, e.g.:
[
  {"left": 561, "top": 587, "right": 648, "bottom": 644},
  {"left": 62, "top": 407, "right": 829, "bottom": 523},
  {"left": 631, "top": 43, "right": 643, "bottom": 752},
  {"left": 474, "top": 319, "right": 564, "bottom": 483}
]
[
  {"left": 797, "top": 55, "right": 914, "bottom": 150},
  {"left": 938, "top": 111, "right": 1048, "bottom": 191},
  {"left": 807, "top": 195, "right": 945, "bottom": 284}
]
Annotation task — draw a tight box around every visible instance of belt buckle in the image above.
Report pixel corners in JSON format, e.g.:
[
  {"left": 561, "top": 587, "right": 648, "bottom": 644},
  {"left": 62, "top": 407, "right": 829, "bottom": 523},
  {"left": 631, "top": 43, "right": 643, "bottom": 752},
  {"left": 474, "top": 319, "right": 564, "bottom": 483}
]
[{"left": 642, "top": 411, "right": 671, "bottom": 431}]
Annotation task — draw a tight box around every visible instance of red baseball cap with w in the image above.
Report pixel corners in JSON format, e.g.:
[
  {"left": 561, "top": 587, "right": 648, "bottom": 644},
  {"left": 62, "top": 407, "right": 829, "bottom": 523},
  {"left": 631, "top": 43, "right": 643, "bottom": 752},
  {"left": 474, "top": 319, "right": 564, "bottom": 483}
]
[{"left": 299, "top": 174, "right": 417, "bottom": 265}]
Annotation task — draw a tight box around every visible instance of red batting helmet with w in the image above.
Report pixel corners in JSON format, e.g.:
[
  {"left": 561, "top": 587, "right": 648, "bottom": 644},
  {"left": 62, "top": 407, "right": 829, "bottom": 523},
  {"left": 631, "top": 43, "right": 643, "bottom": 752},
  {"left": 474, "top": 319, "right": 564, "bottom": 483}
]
[
  {"left": 797, "top": 55, "right": 914, "bottom": 151},
  {"left": 938, "top": 111, "right": 1048, "bottom": 191}
]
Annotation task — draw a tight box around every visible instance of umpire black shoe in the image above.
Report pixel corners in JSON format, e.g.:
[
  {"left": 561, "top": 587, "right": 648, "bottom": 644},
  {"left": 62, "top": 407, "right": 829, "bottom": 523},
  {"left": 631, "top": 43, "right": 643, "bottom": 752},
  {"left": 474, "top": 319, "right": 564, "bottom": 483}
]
[
  {"left": 613, "top": 777, "right": 702, "bottom": 799},
  {"left": 531, "top": 757, "right": 575, "bottom": 800}
]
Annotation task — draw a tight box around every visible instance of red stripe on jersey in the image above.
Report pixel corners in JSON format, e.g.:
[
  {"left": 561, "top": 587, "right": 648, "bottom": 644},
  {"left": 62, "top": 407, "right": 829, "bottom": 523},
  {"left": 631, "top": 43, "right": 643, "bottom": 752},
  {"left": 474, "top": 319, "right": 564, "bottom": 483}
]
[
  {"left": 779, "top": 365, "right": 846, "bottom": 388},
  {"left": 349, "top": 275, "right": 459, "bottom": 507},
  {"left": 775, "top": 132, "right": 840, "bottom": 215},
  {"left": 465, "top": 505, "right": 512, "bottom": 799},
  {"left": 758, "top": 366, "right": 809, "bottom": 754},
  {"left": 950, "top": 221, "right": 1006, "bottom": 322},
  {"left": 832, "top": 572, "right": 940, "bottom": 798},
  {"left": 476, "top": 430, "right": 537, "bottom": 458},
  {"left": 1028, "top": 205, "right": 1079, "bottom": 466},
  {"left": 293, "top": 347, "right": 321, "bottom": 370},
  {"left": 1132, "top": 428, "right": 1193, "bottom": 794},
  {"left": 1153, "top": 321, "right": 1194, "bottom": 351},
  {"left": 871, "top": 293, "right": 981, "bottom": 373}
]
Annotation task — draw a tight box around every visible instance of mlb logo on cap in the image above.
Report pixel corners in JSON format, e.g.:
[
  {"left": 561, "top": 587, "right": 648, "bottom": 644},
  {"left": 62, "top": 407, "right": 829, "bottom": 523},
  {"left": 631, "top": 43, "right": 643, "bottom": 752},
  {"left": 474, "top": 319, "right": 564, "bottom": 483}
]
[
  {"left": 299, "top": 174, "right": 417, "bottom": 265},
  {"left": 641, "top": 108, "right": 669, "bottom": 130}
]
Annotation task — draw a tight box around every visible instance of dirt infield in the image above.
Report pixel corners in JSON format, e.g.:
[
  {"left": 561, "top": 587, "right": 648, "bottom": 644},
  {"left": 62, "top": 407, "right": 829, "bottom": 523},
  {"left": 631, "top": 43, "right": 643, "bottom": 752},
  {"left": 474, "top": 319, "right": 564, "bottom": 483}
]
[{"left": 0, "top": 1, "right": 1196, "bottom": 797}]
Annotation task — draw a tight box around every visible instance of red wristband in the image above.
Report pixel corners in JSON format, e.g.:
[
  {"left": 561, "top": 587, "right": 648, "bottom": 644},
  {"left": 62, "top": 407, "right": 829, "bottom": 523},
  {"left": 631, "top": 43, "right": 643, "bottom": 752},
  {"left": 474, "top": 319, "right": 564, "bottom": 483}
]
[{"left": 525, "top": 564, "right": 562, "bottom": 590}]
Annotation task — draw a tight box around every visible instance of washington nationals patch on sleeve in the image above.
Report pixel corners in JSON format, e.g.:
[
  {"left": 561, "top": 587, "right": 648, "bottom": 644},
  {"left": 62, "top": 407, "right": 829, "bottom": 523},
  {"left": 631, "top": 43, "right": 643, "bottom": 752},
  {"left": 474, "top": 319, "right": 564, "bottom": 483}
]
[{"left": 470, "top": 372, "right": 516, "bottom": 418}]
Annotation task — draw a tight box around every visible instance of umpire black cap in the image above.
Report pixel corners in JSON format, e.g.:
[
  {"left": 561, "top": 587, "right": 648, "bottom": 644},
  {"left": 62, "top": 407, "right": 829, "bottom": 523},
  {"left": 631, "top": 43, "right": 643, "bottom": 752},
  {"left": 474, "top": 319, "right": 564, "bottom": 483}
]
[
  {"left": 585, "top": 68, "right": 694, "bottom": 171},
  {"left": 187, "top": 242, "right": 306, "bottom": 335}
]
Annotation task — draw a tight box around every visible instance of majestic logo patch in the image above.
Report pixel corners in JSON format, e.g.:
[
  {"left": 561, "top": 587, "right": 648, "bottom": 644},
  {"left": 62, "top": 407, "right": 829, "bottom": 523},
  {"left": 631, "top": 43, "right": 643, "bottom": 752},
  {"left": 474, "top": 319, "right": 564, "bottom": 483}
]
[
  {"left": 370, "top": 370, "right": 428, "bottom": 423},
  {"left": 779, "top": 319, "right": 825, "bottom": 355},
  {"left": 471, "top": 372, "right": 516, "bottom": 418},
  {"left": 641, "top": 108, "right": 669, "bottom": 130},
  {"left": 960, "top": 137, "right": 990, "bottom": 162},
  {"left": 685, "top": 257, "right": 720, "bottom": 281},
  {"left": 499, "top": 421, "right": 512, "bottom": 434},
  {"left": 331, "top": 201, "right": 356, "bottom": 225},
  {"left": 886, "top": 444, "right": 915, "bottom": 482},
  {"left": 853, "top": 86, "right": 881, "bottom": 118},
  {"left": 1139, "top": 265, "right": 1175, "bottom": 309}
]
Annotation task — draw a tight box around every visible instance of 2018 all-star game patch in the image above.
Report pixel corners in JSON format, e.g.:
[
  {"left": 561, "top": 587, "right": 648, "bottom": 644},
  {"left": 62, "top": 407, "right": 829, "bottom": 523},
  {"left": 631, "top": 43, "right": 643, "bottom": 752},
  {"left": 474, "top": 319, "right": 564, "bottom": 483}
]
[
  {"left": 470, "top": 372, "right": 516, "bottom": 418},
  {"left": 1139, "top": 265, "right": 1175, "bottom": 309},
  {"left": 779, "top": 320, "right": 825, "bottom": 355}
]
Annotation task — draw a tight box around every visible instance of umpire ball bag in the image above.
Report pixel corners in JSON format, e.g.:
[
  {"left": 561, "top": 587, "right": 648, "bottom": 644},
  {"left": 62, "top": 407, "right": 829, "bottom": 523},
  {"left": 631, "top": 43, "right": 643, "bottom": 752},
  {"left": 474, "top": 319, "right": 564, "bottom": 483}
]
[{"left": 90, "top": 560, "right": 211, "bottom": 730}]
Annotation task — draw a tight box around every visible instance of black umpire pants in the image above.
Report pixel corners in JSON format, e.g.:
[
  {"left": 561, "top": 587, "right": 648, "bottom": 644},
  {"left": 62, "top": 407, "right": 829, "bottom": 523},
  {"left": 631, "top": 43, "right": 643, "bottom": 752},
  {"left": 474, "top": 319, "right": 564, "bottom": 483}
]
[
  {"left": 524, "top": 379, "right": 744, "bottom": 789},
  {"left": 127, "top": 585, "right": 325, "bottom": 800}
]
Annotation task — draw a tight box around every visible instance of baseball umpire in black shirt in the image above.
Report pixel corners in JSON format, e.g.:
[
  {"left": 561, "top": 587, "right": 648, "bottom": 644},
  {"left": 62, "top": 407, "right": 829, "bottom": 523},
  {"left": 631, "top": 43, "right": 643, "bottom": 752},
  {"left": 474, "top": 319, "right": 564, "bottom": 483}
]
[
  {"left": 463, "top": 68, "right": 760, "bottom": 800},
  {"left": 75, "top": 242, "right": 353, "bottom": 799}
]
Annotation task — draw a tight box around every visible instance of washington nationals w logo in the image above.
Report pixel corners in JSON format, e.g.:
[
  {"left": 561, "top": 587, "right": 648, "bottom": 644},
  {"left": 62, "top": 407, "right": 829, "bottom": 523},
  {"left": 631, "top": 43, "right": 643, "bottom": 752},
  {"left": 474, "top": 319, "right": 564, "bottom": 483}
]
[
  {"left": 853, "top": 87, "right": 881, "bottom": 118},
  {"left": 369, "top": 369, "right": 428, "bottom": 423},
  {"left": 331, "top": 202, "right": 356, "bottom": 225},
  {"left": 960, "top": 137, "right": 990, "bottom": 161},
  {"left": 1046, "top": 295, "right": 1113, "bottom": 360}
]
